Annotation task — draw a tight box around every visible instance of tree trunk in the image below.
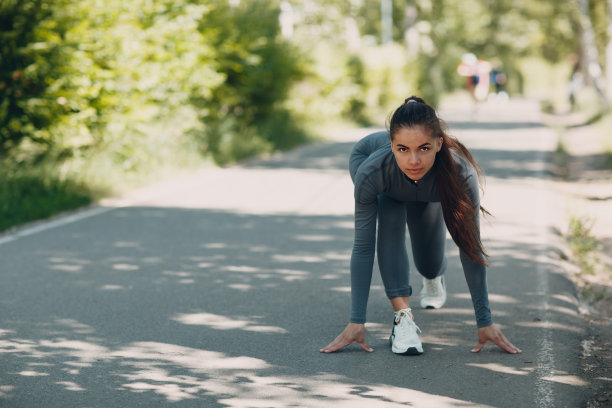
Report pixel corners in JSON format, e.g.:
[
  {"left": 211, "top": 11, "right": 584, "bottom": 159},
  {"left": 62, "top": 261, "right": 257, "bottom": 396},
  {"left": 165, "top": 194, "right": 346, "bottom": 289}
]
[
  {"left": 576, "top": 0, "right": 608, "bottom": 106},
  {"left": 607, "top": 0, "right": 612, "bottom": 102},
  {"left": 402, "top": 0, "right": 419, "bottom": 57},
  {"left": 381, "top": 0, "right": 392, "bottom": 44}
]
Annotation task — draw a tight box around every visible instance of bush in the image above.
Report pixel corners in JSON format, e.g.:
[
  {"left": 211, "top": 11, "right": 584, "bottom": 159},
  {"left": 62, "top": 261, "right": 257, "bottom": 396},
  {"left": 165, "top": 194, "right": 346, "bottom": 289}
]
[{"left": 0, "top": 0, "right": 307, "bottom": 167}]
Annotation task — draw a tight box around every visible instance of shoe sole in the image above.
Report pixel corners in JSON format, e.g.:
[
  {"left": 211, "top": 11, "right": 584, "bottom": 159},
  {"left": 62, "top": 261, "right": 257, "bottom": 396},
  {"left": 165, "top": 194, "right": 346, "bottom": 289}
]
[{"left": 420, "top": 301, "right": 445, "bottom": 309}]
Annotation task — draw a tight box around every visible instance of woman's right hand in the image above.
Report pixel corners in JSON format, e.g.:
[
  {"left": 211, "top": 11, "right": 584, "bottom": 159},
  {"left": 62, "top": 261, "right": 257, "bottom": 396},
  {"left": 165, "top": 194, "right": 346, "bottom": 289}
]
[{"left": 319, "top": 322, "right": 374, "bottom": 353}]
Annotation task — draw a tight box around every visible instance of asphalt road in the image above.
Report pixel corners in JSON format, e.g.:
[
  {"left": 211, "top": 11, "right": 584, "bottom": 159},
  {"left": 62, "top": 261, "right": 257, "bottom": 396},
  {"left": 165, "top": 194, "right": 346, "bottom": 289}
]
[{"left": 0, "top": 99, "right": 593, "bottom": 407}]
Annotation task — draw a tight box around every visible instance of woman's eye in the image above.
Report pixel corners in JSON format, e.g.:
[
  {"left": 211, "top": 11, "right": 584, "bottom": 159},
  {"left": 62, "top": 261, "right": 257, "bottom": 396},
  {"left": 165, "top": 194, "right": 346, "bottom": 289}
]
[
  {"left": 421, "top": 147, "right": 430, "bottom": 152},
  {"left": 399, "top": 147, "right": 407, "bottom": 152}
]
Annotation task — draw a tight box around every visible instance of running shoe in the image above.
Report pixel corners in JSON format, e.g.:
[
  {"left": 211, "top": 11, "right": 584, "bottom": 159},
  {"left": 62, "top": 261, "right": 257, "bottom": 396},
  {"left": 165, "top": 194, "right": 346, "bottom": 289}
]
[
  {"left": 389, "top": 308, "right": 423, "bottom": 355},
  {"left": 420, "top": 275, "right": 447, "bottom": 309}
]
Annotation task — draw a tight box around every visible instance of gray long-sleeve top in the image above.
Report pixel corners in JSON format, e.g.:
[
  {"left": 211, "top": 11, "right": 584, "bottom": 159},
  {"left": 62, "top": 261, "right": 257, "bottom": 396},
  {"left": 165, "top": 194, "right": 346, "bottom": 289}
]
[{"left": 349, "top": 131, "right": 492, "bottom": 328}]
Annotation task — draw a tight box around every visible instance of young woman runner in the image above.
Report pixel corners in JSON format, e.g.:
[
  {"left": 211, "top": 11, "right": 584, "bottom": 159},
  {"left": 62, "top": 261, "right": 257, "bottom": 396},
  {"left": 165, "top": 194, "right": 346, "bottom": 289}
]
[{"left": 320, "top": 96, "right": 521, "bottom": 355}]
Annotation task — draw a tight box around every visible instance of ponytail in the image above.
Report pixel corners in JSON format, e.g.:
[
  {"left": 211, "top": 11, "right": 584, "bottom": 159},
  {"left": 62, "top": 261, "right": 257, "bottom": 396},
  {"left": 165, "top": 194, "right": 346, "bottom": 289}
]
[{"left": 435, "top": 134, "right": 489, "bottom": 266}]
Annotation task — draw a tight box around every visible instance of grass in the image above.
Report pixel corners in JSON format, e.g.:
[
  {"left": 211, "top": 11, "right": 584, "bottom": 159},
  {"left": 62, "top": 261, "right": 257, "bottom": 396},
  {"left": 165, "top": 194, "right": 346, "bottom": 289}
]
[
  {"left": 565, "top": 216, "right": 601, "bottom": 276},
  {"left": 0, "top": 128, "right": 211, "bottom": 234},
  {"left": 564, "top": 215, "right": 610, "bottom": 303},
  {"left": 0, "top": 163, "right": 94, "bottom": 232}
]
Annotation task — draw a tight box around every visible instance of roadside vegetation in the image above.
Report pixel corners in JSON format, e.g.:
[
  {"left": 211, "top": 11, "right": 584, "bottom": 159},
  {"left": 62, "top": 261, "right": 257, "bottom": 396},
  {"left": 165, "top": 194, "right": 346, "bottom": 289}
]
[
  {"left": 1, "top": 0, "right": 608, "bottom": 232},
  {"left": 565, "top": 216, "right": 602, "bottom": 286}
]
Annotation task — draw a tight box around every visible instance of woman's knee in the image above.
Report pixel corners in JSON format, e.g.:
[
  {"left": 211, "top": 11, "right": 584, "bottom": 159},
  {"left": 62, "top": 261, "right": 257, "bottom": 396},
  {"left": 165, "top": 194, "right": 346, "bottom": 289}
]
[{"left": 415, "top": 256, "right": 447, "bottom": 279}]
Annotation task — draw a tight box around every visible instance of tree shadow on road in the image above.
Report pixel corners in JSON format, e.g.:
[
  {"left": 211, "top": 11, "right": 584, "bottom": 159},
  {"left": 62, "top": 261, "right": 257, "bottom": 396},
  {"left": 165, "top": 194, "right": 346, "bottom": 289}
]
[{"left": 0, "top": 204, "right": 590, "bottom": 407}]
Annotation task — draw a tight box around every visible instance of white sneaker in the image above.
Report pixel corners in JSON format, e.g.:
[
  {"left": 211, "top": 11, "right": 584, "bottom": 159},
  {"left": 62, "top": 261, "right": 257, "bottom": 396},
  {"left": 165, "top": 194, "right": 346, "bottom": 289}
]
[
  {"left": 420, "top": 275, "right": 447, "bottom": 309},
  {"left": 389, "top": 308, "right": 423, "bottom": 355}
]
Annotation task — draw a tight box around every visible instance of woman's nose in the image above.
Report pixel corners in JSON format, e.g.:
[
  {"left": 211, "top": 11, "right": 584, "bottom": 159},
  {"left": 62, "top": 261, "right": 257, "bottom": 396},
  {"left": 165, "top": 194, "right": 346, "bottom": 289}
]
[{"left": 408, "top": 152, "right": 419, "bottom": 165}]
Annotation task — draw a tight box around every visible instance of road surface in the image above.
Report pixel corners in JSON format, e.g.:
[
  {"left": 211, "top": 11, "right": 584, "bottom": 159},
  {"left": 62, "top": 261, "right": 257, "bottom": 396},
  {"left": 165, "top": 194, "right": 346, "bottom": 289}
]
[{"left": 0, "top": 99, "right": 591, "bottom": 407}]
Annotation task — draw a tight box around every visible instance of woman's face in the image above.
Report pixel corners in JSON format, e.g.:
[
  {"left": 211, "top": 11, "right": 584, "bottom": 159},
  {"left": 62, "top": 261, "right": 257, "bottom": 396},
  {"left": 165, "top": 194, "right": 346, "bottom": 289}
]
[{"left": 390, "top": 126, "right": 442, "bottom": 181}]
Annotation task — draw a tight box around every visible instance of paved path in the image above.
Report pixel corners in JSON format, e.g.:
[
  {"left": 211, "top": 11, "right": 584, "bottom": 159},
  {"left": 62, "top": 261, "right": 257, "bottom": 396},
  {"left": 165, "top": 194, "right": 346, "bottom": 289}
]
[{"left": 0, "top": 99, "right": 592, "bottom": 407}]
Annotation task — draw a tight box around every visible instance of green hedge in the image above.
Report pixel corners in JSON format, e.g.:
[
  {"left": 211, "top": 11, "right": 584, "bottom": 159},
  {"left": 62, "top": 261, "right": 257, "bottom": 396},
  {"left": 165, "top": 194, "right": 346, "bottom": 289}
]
[{"left": 0, "top": 0, "right": 306, "bottom": 166}]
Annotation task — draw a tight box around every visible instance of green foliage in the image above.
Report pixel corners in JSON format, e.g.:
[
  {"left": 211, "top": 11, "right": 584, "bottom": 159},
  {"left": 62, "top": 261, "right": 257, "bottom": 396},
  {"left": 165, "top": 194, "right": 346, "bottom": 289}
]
[
  {"left": 0, "top": 0, "right": 57, "bottom": 152},
  {"left": 195, "top": 1, "right": 307, "bottom": 164},
  {"left": 0, "top": 0, "right": 307, "bottom": 167}
]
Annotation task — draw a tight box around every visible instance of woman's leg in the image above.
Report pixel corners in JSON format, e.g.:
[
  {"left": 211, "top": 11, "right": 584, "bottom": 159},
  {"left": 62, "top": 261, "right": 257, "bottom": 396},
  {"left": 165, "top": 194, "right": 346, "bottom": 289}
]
[
  {"left": 376, "top": 194, "right": 412, "bottom": 310},
  {"left": 405, "top": 201, "right": 447, "bottom": 279}
]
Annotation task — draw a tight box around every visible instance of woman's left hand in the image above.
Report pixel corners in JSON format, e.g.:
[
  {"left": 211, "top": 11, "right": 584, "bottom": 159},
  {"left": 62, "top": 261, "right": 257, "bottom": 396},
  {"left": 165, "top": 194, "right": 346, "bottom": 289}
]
[{"left": 471, "top": 324, "right": 521, "bottom": 354}]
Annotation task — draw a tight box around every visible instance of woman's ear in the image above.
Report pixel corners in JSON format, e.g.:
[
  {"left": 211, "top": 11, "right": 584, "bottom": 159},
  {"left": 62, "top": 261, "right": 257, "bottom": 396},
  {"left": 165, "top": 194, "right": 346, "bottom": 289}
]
[{"left": 436, "top": 137, "right": 443, "bottom": 152}]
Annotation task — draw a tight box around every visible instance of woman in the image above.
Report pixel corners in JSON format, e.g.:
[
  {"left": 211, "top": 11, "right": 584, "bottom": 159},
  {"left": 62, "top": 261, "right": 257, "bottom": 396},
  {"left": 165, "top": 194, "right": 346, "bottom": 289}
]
[{"left": 320, "top": 96, "right": 521, "bottom": 355}]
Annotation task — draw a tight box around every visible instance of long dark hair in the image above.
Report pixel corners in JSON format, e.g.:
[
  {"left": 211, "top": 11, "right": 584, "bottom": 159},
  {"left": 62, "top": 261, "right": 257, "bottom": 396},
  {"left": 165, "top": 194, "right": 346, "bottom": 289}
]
[{"left": 388, "top": 96, "right": 489, "bottom": 266}]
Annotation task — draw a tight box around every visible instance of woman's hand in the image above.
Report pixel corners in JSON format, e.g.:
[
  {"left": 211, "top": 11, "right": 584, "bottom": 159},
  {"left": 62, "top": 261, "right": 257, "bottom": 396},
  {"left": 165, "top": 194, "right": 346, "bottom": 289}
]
[
  {"left": 320, "top": 323, "right": 374, "bottom": 353},
  {"left": 472, "top": 324, "right": 522, "bottom": 354}
]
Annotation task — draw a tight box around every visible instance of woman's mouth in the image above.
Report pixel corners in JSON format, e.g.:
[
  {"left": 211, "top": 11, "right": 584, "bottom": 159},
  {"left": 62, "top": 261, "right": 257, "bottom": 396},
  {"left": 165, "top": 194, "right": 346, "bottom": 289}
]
[{"left": 406, "top": 168, "right": 422, "bottom": 175}]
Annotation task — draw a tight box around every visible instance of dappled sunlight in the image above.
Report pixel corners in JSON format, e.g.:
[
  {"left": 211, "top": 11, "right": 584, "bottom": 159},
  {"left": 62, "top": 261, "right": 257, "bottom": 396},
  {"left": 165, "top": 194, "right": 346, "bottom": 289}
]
[
  {"left": 453, "top": 293, "right": 518, "bottom": 304},
  {"left": 542, "top": 374, "right": 588, "bottom": 387},
  {"left": 49, "top": 264, "right": 84, "bottom": 273},
  {"left": 547, "top": 304, "right": 580, "bottom": 318},
  {"left": 113, "top": 342, "right": 270, "bottom": 371},
  {"left": 56, "top": 381, "right": 86, "bottom": 392},
  {"left": 171, "top": 312, "right": 288, "bottom": 334},
  {"left": 418, "top": 332, "right": 468, "bottom": 348},
  {"left": 224, "top": 265, "right": 261, "bottom": 273},
  {"left": 202, "top": 243, "right": 227, "bottom": 249},
  {"left": 550, "top": 293, "right": 579, "bottom": 306},
  {"left": 294, "top": 234, "right": 336, "bottom": 242},
  {"left": 272, "top": 254, "right": 326, "bottom": 263},
  {"left": 0, "top": 385, "right": 15, "bottom": 398},
  {"left": 112, "top": 263, "right": 140, "bottom": 271},
  {"left": 100, "top": 284, "right": 125, "bottom": 291},
  {"left": 467, "top": 362, "right": 532, "bottom": 376},
  {"left": 227, "top": 283, "right": 253, "bottom": 291},
  {"left": 1, "top": 338, "right": 54, "bottom": 359},
  {"left": 2, "top": 329, "right": 503, "bottom": 405},
  {"left": 273, "top": 268, "right": 309, "bottom": 281},
  {"left": 216, "top": 375, "right": 496, "bottom": 408},
  {"left": 48, "top": 257, "right": 90, "bottom": 273},
  {"left": 16, "top": 371, "right": 49, "bottom": 377},
  {"left": 39, "top": 339, "right": 111, "bottom": 366}
]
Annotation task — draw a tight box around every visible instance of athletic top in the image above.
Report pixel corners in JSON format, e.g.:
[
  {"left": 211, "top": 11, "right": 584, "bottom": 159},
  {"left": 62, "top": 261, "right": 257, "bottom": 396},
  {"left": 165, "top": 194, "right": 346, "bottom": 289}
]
[{"left": 348, "top": 131, "right": 492, "bottom": 328}]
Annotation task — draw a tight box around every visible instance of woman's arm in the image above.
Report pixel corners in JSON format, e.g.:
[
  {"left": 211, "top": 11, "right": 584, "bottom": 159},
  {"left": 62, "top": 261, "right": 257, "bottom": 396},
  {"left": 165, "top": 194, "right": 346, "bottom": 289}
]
[
  {"left": 349, "top": 199, "right": 378, "bottom": 323},
  {"left": 461, "top": 167, "right": 521, "bottom": 353}
]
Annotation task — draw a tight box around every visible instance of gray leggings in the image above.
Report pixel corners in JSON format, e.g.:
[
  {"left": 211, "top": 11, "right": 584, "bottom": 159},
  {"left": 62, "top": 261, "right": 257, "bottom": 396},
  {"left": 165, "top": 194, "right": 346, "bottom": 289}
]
[{"left": 376, "top": 194, "right": 447, "bottom": 299}]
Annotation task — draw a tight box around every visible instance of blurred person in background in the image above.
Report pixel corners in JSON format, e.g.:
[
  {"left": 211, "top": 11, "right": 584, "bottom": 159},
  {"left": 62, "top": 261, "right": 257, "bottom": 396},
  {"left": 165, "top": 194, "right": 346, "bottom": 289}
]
[
  {"left": 320, "top": 96, "right": 521, "bottom": 356},
  {"left": 457, "top": 53, "right": 492, "bottom": 117},
  {"left": 489, "top": 62, "right": 509, "bottom": 103}
]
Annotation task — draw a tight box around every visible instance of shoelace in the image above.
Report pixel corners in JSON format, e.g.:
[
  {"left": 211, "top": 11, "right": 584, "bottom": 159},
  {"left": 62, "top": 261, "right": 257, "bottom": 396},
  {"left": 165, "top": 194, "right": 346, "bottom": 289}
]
[
  {"left": 394, "top": 308, "right": 422, "bottom": 333},
  {"left": 425, "top": 278, "right": 441, "bottom": 297}
]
